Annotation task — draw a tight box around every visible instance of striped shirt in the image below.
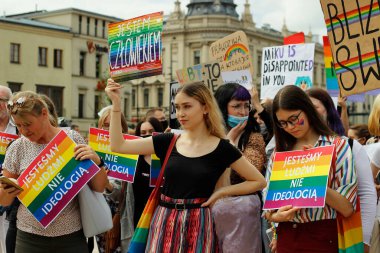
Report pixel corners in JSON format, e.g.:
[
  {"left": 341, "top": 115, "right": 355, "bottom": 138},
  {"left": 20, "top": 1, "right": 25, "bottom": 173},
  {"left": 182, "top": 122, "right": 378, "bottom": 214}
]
[{"left": 263, "top": 135, "right": 357, "bottom": 223}]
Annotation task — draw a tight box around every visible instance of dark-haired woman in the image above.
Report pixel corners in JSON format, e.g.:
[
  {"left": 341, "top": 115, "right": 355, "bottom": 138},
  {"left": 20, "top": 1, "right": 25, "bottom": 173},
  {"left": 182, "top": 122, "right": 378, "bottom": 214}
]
[
  {"left": 306, "top": 87, "right": 376, "bottom": 252},
  {"left": 264, "top": 85, "right": 357, "bottom": 253},
  {"left": 213, "top": 83, "right": 266, "bottom": 253}
]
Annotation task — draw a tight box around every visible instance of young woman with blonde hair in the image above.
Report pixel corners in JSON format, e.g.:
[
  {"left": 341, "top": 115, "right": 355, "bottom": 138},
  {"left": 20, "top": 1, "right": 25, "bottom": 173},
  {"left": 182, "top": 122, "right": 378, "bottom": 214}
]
[{"left": 106, "top": 79, "right": 266, "bottom": 252}]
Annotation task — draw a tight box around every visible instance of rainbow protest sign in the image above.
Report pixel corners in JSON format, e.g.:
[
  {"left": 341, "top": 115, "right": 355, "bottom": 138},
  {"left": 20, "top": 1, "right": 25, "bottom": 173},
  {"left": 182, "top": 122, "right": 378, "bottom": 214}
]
[
  {"left": 263, "top": 145, "right": 334, "bottom": 210},
  {"left": 323, "top": 36, "right": 340, "bottom": 97},
  {"left": 149, "top": 154, "right": 161, "bottom": 187},
  {"left": 88, "top": 128, "right": 139, "bottom": 182},
  {"left": 108, "top": 12, "right": 163, "bottom": 82},
  {"left": 17, "top": 130, "right": 100, "bottom": 228},
  {"left": 0, "top": 132, "right": 18, "bottom": 164}
]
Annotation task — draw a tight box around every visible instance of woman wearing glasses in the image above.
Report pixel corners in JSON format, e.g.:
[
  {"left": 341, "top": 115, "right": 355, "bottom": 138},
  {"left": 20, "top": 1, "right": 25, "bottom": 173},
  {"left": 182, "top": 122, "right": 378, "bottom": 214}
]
[
  {"left": 0, "top": 91, "right": 108, "bottom": 253},
  {"left": 213, "top": 83, "right": 266, "bottom": 253},
  {"left": 263, "top": 85, "right": 357, "bottom": 253}
]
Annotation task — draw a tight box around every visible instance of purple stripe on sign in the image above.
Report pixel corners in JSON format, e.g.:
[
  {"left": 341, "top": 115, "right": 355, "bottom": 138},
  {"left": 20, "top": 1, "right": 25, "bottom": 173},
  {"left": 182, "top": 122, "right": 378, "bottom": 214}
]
[{"left": 264, "top": 197, "right": 325, "bottom": 209}]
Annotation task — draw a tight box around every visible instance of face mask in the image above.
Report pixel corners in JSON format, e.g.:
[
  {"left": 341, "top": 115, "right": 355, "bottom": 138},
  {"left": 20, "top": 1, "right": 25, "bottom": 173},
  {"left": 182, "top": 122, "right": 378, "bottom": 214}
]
[
  {"left": 160, "top": 120, "right": 168, "bottom": 130},
  {"left": 227, "top": 115, "right": 248, "bottom": 128},
  {"left": 141, "top": 134, "right": 152, "bottom": 138},
  {"left": 260, "top": 124, "right": 267, "bottom": 134}
]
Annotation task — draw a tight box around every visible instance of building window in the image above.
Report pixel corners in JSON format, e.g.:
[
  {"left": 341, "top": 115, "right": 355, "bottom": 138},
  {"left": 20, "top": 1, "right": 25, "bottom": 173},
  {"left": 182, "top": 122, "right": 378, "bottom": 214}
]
[
  {"left": 10, "top": 43, "right": 20, "bottom": 64},
  {"left": 193, "top": 50, "right": 201, "bottom": 65},
  {"left": 94, "top": 95, "right": 100, "bottom": 118},
  {"left": 313, "top": 65, "right": 318, "bottom": 85},
  {"left": 132, "top": 89, "right": 136, "bottom": 108},
  {"left": 79, "top": 15, "right": 82, "bottom": 34},
  {"left": 143, "top": 88, "right": 149, "bottom": 107},
  {"left": 96, "top": 54, "right": 101, "bottom": 78},
  {"left": 157, "top": 87, "right": 163, "bottom": 107},
  {"left": 38, "top": 47, "right": 48, "bottom": 66},
  {"left": 95, "top": 19, "right": 98, "bottom": 37},
  {"left": 257, "top": 53, "right": 262, "bottom": 77},
  {"left": 78, "top": 93, "right": 84, "bottom": 118},
  {"left": 102, "top": 20, "right": 106, "bottom": 38},
  {"left": 80, "top": 52, "right": 86, "bottom": 76},
  {"left": 54, "top": 49, "right": 63, "bottom": 68},
  {"left": 87, "top": 17, "right": 90, "bottom": 35},
  {"left": 36, "top": 85, "right": 64, "bottom": 116},
  {"left": 7, "top": 82, "right": 22, "bottom": 93}
]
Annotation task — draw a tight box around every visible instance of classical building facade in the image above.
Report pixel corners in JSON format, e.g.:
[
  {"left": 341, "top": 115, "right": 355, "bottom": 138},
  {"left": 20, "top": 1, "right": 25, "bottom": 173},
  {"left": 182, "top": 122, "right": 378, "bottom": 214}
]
[{"left": 127, "top": 0, "right": 326, "bottom": 121}]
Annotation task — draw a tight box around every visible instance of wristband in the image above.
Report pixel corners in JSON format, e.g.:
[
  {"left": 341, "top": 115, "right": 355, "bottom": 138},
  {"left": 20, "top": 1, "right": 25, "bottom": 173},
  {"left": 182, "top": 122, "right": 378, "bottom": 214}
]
[{"left": 97, "top": 157, "right": 105, "bottom": 167}]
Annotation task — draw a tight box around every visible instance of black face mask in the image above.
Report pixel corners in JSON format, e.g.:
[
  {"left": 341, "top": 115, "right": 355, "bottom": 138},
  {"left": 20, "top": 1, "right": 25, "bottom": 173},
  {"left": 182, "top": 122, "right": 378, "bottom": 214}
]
[
  {"left": 160, "top": 120, "right": 168, "bottom": 130},
  {"left": 141, "top": 134, "right": 152, "bottom": 138}
]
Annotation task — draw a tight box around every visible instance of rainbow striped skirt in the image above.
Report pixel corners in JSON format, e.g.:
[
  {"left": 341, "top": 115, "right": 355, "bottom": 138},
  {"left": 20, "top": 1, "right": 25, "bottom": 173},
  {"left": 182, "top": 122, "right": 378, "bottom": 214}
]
[{"left": 145, "top": 194, "right": 219, "bottom": 253}]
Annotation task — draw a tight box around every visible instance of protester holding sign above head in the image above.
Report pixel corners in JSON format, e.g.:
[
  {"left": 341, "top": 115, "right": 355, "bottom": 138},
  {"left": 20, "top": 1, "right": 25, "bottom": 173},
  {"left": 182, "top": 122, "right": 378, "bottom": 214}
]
[
  {"left": 0, "top": 91, "right": 108, "bottom": 253},
  {"left": 263, "top": 85, "right": 357, "bottom": 253},
  {"left": 213, "top": 83, "right": 266, "bottom": 253},
  {"left": 306, "top": 87, "right": 376, "bottom": 252},
  {"left": 106, "top": 79, "right": 266, "bottom": 253}
]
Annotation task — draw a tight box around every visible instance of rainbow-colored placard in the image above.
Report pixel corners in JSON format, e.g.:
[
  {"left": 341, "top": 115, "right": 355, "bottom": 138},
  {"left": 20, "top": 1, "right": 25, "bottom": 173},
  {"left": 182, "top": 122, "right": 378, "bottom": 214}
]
[
  {"left": 108, "top": 12, "right": 163, "bottom": 83},
  {"left": 0, "top": 132, "right": 18, "bottom": 164},
  {"left": 88, "top": 128, "right": 139, "bottom": 182},
  {"left": 149, "top": 154, "right": 161, "bottom": 187},
  {"left": 323, "top": 36, "right": 340, "bottom": 97},
  {"left": 263, "top": 145, "right": 334, "bottom": 210},
  {"left": 17, "top": 130, "right": 100, "bottom": 228}
]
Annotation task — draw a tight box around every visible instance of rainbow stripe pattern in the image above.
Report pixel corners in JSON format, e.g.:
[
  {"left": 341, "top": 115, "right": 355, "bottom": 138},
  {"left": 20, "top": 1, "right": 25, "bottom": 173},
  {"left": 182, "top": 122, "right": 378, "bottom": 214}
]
[
  {"left": 149, "top": 154, "right": 161, "bottom": 187},
  {"left": 263, "top": 145, "right": 334, "bottom": 210},
  {"left": 108, "top": 12, "right": 163, "bottom": 83},
  {"left": 88, "top": 128, "right": 139, "bottom": 182},
  {"left": 323, "top": 2, "right": 380, "bottom": 75},
  {"left": 323, "top": 36, "right": 340, "bottom": 97},
  {"left": 337, "top": 198, "right": 364, "bottom": 253},
  {"left": 324, "top": 2, "right": 380, "bottom": 32},
  {"left": 17, "top": 130, "right": 100, "bottom": 228},
  {"left": 0, "top": 132, "right": 18, "bottom": 164},
  {"left": 224, "top": 43, "right": 249, "bottom": 61}
]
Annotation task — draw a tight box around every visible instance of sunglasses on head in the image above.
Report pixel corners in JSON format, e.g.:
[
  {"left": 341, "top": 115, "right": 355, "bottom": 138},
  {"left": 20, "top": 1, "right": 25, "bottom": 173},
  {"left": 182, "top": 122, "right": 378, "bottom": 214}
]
[{"left": 7, "top": 97, "right": 26, "bottom": 112}]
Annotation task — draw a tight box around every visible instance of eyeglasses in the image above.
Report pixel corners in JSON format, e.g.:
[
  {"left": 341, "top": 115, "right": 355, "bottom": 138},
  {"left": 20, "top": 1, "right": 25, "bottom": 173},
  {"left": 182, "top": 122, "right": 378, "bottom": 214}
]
[
  {"left": 229, "top": 103, "right": 253, "bottom": 112},
  {"left": 277, "top": 111, "right": 303, "bottom": 128},
  {"left": 7, "top": 97, "right": 26, "bottom": 112}
]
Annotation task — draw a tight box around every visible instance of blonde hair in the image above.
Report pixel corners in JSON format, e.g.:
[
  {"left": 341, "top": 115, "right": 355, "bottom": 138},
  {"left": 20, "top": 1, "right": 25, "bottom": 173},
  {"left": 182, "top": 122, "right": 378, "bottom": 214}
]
[
  {"left": 97, "top": 106, "right": 129, "bottom": 133},
  {"left": 9, "top": 91, "right": 57, "bottom": 126},
  {"left": 368, "top": 94, "right": 380, "bottom": 136},
  {"left": 177, "top": 82, "right": 226, "bottom": 139}
]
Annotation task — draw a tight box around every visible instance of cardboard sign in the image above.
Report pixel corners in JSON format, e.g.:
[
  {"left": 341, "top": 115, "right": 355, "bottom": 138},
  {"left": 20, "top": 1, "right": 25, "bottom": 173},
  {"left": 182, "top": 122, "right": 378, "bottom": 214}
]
[
  {"left": 169, "top": 81, "right": 181, "bottom": 129},
  {"left": 320, "top": 0, "right": 380, "bottom": 96},
  {"left": 0, "top": 132, "right": 18, "bottom": 164},
  {"left": 108, "top": 12, "right": 163, "bottom": 82},
  {"left": 17, "top": 131, "right": 100, "bottom": 228},
  {"left": 88, "top": 128, "right": 139, "bottom": 182},
  {"left": 260, "top": 43, "right": 315, "bottom": 99},
  {"left": 175, "top": 61, "right": 223, "bottom": 93},
  {"left": 221, "top": 69, "right": 253, "bottom": 90},
  {"left": 263, "top": 145, "right": 334, "bottom": 210},
  {"left": 209, "top": 31, "right": 254, "bottom": 75}
]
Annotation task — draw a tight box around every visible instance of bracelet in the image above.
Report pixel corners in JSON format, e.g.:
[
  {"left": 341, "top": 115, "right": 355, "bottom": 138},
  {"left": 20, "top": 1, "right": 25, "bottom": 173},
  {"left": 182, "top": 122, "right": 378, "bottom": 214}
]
[{"left": 97, "top": 157, "right": 105, "bottom": 167}]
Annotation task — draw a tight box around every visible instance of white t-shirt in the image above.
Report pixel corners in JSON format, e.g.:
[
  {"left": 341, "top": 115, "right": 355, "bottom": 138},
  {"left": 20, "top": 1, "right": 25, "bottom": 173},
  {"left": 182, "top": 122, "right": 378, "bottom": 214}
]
[
  {"left": 365, "top": 143, "right": 380, "bottom": 167},
  {"left": 351, "top": 139, "right": 377, "bottom": 245}
]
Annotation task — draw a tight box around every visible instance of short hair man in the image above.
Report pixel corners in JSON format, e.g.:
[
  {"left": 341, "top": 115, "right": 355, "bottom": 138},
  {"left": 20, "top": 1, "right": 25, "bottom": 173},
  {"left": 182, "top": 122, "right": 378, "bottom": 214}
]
[{"left": 145, "top": 108, "right": 168, "bottom": 130}]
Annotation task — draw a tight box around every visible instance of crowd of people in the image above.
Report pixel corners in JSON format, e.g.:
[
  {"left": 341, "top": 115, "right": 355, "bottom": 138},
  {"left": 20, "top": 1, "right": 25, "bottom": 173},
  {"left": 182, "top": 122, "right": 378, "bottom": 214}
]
[{"left": 0, "top": 79, "right": 379, "bottom": 253}]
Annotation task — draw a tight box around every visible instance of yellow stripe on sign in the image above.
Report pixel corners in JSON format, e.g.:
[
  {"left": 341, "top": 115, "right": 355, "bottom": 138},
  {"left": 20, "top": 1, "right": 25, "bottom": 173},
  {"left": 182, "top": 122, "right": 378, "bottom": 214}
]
[
  {"left": 20, "top": 143, "right": 76, "bottom": 206},
  {"left": 270, "top": 165, "right": 331, "bottom": 181},
  {"left": 273, "top": 155, "right": 333, "bottom": 171}
]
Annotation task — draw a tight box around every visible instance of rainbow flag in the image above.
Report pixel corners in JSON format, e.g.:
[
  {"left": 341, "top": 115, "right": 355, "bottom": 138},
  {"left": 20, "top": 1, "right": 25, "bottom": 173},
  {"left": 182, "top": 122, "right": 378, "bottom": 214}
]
[
  {"left": 17, "top": 130, "right": 100, "bottom": 228},
  {"left": 88, "top": 128, "right": 139, "bottom": 182},
  {"left": 323, "top": 36, "right": 340, "bottom": 97},
  {"left": 263, "top": 145, "right": 334, "bottom": 210},
  {"left": 149, "top": 154, "right": 161, "bottom": 187},
  {"left": 108, "top": 12, "right": 163, "bottom": 83},
  {"left": 0, "top": 132, "right": 18, "bottom": 164}
]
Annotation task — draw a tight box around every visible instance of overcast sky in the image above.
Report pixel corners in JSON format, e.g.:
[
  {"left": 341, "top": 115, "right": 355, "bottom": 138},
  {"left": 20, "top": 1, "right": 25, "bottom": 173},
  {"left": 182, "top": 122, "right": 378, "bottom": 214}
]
[{"left": 1, "top": 0, "right": 327, "bottom": 41}]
